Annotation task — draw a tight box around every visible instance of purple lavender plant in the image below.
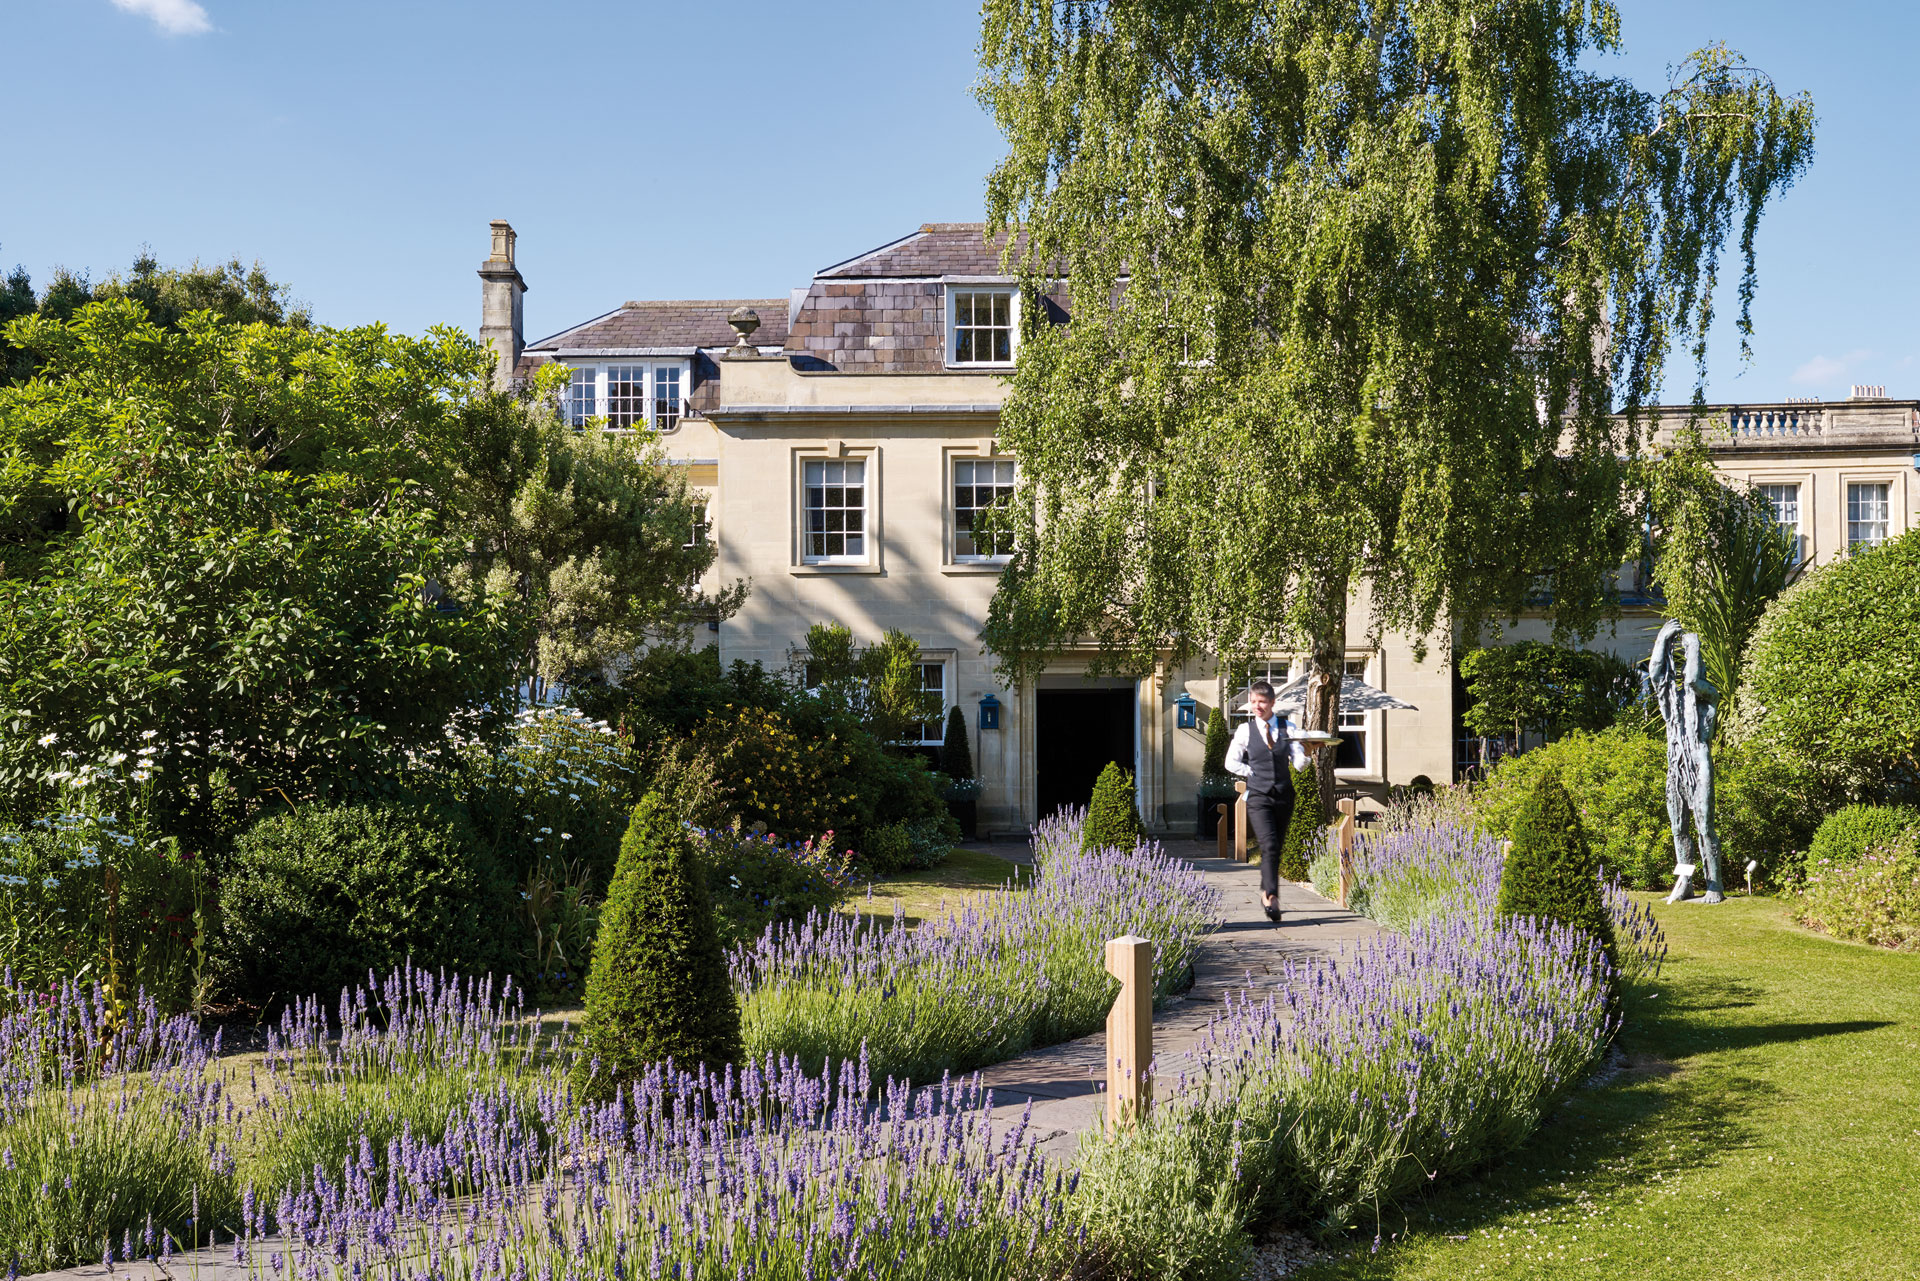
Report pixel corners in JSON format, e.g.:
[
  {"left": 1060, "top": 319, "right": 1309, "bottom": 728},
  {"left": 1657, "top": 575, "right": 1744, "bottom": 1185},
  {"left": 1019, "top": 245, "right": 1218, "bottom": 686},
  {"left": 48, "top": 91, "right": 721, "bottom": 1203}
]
[
  {"left": 242, "top": 1054, "right": 1083, "bottom": 1280},
  {"left": 731, "top": 813, "right": 1218, "bottom": 1082}
]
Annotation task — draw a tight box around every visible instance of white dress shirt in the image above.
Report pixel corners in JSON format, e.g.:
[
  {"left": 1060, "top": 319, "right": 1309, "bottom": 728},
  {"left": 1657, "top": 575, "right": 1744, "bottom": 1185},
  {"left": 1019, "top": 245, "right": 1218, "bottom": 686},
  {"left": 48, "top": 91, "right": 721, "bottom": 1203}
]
[{"left": 1223, "top": 713, "right": 1310, "bottom": 777}]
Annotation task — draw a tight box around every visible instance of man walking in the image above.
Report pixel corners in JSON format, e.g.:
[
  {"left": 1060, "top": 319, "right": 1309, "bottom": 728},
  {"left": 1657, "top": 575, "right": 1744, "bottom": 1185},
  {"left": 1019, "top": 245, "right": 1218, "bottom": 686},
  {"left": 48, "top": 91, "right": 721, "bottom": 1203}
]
[{"left": 1223, "top": 680, "right": 1309, "bottom": 922}]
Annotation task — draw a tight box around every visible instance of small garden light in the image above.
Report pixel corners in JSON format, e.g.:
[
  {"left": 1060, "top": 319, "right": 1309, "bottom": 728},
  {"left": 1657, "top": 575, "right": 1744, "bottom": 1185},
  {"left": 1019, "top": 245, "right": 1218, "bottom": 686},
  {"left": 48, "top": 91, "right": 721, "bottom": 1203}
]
[
  {"left": 977, "top": 693, "right": 1001, "bottom": 731},
  {"left": 1173, "top": 691, "right": 1198, "bottom": 730}
]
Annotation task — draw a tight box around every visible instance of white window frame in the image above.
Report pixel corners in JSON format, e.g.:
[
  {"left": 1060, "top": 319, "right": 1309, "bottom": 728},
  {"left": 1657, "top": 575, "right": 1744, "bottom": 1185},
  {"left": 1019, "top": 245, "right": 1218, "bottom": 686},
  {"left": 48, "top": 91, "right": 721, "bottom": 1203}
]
[
  {"left": 909, "top": 659, "right": 949, "bottom": 746},
  {"left": 1846, "top": 480, "right": 1892, "bottom": 551},
  {"left": 561, "top": 361, "right": 691, "bottom": 432},
  {"left": 800, "top": 455, "right": 872, "bottom": 566},
  {"left": 945, "top": 286, "right": 1021, "bottom": 368},
  {"left": 952, "top": 456, "right": 1019, "bottom": 562},
  {"left": 1755, "top": 482, "right": 1804, "bottom": 564}
]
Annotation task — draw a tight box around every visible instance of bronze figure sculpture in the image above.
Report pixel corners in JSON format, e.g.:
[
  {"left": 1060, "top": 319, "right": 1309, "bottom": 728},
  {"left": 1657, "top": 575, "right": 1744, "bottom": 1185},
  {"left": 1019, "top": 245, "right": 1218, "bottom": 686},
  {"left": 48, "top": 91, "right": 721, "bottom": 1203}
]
[{"left": 1651, "top": 620, "right": 1724, "bottom": 903}]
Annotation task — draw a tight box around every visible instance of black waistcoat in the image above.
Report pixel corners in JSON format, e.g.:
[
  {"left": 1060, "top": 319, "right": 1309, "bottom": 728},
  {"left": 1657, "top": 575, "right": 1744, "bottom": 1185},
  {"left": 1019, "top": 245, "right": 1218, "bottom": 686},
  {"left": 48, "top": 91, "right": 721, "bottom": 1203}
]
[{"left": 1247, "top": 716, "right": 1293, "bottom": 796}]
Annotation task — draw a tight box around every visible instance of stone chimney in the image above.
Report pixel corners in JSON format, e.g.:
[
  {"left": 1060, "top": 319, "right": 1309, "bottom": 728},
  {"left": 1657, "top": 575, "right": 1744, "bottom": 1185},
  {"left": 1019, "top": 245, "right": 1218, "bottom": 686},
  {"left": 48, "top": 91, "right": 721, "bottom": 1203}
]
[{"left": 477, "top": 220, "right": 527, "bottom": 392}]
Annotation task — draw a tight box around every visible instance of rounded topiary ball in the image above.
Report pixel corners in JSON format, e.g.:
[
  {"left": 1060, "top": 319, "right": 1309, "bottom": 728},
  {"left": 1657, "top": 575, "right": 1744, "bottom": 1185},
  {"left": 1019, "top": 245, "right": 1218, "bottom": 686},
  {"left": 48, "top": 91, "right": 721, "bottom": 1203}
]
[{"left": 220, "top": 801, "right": 514, "bottom": 1007}]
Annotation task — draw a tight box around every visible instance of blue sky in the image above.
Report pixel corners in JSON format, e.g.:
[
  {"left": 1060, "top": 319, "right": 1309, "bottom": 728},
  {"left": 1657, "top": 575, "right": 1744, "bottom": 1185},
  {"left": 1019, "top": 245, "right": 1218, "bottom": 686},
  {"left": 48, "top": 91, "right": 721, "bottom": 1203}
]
[{"left": 5, "top": 0, "right": 1914, "bottom": 405}]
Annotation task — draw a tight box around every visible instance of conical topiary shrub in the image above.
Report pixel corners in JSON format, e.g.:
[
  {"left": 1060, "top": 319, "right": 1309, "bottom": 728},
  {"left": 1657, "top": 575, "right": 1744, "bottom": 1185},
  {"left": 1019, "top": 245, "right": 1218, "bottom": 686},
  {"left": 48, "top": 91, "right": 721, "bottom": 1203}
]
[
  {"left": 1497, "top": 768, "right": 1616, "bottom": 968},
  {"left": 1084, "top": 762, "right": 1144, "bottom": 849},
  {"left": 941, "top": 704, "right": 974, "bottom": 781},
  {"left": 1278, "top": 762, "right": 1326, "bottom": 881},
  {"left": 576, "top": 792, "right": 741, "bottom": 1098}
]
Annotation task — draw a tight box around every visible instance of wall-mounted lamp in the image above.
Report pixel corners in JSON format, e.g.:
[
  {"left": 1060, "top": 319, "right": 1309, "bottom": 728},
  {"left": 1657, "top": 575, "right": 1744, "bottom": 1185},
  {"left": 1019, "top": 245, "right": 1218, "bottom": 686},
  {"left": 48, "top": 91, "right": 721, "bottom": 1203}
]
[
  {"left": 1174, "top": 691, "right": 1198, "bottom": 730},
  {"left": 978, "top": 693, "right": 1001, "bottom": 731}
]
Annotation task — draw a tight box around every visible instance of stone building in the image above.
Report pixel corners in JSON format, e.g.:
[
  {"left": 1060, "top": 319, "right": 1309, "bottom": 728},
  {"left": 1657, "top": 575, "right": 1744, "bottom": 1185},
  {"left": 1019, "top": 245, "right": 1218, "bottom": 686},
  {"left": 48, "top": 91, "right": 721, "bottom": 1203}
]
[{"left": 478, "top": 221, "right": 1920, "bottom": 834}]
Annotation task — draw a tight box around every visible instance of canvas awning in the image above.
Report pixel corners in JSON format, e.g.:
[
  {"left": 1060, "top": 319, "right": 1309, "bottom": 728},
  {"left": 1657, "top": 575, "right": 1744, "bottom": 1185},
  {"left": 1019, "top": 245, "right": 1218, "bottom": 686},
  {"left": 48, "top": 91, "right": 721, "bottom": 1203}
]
[{"left": 1235, "top": 672, "right": 1419, "bottom": 714}]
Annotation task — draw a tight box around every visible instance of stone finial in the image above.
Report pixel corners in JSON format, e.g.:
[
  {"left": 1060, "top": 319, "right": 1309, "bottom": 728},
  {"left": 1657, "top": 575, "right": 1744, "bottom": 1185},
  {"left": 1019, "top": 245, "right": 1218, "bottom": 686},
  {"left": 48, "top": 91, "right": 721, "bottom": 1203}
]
[
  {"left": 488, "top": 220, "right": 517, "bottom": 266},
  {"left": 727, "top": 306, "right": 761, "bottom": 348}
]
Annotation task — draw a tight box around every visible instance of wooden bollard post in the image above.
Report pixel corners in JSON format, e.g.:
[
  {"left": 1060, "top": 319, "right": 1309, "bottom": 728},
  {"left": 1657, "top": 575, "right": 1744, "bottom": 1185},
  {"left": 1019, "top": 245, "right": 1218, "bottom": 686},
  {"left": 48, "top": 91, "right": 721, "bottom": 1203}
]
[
  {"left": 1214, "top": 803, "right": 1233, "bottom": 860},
  {"left": 1232, "top": 781, "right": 1250, "bottom": 863},
  {"left": 1335, "top": 798, "right": 1358, "bottom": 908},
  {"left": 1104, "top": 935, "right": 1155, "bottom": 1129}
]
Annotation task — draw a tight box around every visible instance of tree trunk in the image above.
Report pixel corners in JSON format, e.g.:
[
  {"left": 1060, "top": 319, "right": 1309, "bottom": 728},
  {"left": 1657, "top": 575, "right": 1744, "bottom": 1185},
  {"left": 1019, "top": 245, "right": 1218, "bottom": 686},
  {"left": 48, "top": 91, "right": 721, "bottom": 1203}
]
[{"left": 1302, "top": 567, "right": 1349, "bottom": 819}]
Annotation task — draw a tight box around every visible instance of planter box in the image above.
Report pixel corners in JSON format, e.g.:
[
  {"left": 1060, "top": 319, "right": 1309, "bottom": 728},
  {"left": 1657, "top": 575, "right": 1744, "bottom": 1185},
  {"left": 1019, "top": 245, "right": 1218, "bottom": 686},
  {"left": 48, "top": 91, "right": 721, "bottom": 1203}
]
[
  {"left": 947, "top": 796, "right": 978, "bottom": 840},
  {"left": 1197, "top": 792, "right": 1235, "bottom": 840}
]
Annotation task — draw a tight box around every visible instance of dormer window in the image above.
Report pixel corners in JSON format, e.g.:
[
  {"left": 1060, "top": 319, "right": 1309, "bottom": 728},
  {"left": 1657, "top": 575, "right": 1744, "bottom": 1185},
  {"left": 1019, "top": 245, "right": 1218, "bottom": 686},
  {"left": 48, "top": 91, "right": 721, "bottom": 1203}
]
[
  {"left": 947, "top": 288, "right": 1019, "bottom": 367},
  {"left": 563, "top": 361, "right": 689, "bottom": 431}
]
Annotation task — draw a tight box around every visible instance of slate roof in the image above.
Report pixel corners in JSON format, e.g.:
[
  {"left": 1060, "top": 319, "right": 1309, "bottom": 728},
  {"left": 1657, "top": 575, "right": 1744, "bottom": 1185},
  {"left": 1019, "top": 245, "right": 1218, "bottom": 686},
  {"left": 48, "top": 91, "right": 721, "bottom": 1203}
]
[
  {"left": 785, "top": 223, "right": 1063, "bottom": 373},
  {"left": 817, "top": 223, "right": 1024, "bottom": 279},
  {"left": 524, "top": 298, "right": 790, "bottom": 354}
]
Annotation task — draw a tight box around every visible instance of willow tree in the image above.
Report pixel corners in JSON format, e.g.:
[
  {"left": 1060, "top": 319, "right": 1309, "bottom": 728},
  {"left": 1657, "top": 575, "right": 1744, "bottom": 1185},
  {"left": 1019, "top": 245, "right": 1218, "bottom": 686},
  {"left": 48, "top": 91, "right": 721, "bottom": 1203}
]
[{"left": 975, "top": 0, "right": 1814, "bottom": 805}]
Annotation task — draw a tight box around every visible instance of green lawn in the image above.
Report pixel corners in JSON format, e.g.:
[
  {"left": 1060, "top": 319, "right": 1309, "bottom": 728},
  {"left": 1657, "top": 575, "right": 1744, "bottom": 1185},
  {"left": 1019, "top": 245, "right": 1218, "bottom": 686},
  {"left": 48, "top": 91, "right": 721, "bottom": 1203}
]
[
  {"left": 841, "top": 847, "right": 1032, "bottom": 927},
  {"left": 1297, "top": 894, "right": 1920, "bottom": 1281}
]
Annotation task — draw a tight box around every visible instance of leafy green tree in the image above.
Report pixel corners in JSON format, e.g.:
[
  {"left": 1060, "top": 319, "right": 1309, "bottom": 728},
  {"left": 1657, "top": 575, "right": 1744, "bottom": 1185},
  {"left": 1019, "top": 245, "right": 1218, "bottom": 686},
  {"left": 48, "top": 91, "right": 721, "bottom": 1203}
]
[
  {"left": 577, "top": 793, "right": 741, "bottom": 1096},
  {"left": 0, "top": 299, "right": 487, "bottom": 571},
  {"left": 94, "top": 252, "right": 311, "bottom": 330},
  {"left": 1497, "top": 769, "right": 1615, "bottom": 968},
  {"left": 1278, "top": 762, "right": 1325, "bottom": 882},
  {"left": 793, "top": 623, "right": 942, "bottom": 747},
  {"left": 1737, "top": 529, "right": 1920, "bottom": 801},
  {"left": 447, "top": 374, "right": 738, "bottom": 696},
  {"left": 974, "top": 2, "right": 1814, "bottom": 814},
  {"left": 0, "top": 459, "right": 521, "bottom": 829},
  {"left": 942, "top": 704, "right": 975, "bottom": 781},
  {"left": 0, "top": 260, "right": 34, "bottom": 384},
  {"left": 1644, "top": 439, "right": 1803, "bottom": 723},
  {"left": 1460, "top": 641, "right": 1640, "bottom": 745},
  {"left": 0, "top": 250, "right": 307, "bottom": 387},
  {"left": 1084, "top": 762, "right": 1144, "bottom": 848}
]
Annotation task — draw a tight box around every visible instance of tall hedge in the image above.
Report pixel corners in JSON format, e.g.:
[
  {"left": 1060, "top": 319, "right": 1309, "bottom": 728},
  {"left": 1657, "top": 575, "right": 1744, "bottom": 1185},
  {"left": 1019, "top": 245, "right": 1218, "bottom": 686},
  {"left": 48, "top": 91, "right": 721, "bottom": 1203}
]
[
  {"left": 1085, "top": 762, "right": 1144, "bottom": 848},
  {"left": 577, "top": 793, "right": 740, "bottom": 1096},
  {"left": 941, "top": 704, "right": 974, "bottom": 781},
  {"left": 1497, "top": 769, "right": 1615, "bottom": 969},
  {"left": 1278, "top": 762, "right": 1325, "bottom": 881}
]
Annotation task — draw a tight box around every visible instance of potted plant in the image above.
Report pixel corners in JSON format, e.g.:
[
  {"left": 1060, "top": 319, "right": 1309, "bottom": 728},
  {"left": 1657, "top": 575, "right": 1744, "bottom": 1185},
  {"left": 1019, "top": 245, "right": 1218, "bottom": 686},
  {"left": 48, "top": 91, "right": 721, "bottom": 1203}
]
[
  {"left": 940, "top": 705, "right": 981, "bottom": 839},
  {"left": 1197, "top": 705, "right": 1236, "bottom": 839}
]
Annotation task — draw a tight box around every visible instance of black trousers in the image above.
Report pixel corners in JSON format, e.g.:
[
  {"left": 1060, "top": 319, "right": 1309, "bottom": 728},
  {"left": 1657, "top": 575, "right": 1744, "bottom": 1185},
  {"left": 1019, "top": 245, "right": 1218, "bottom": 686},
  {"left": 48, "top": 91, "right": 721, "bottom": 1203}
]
[{"left": 1245, "top": 786, "right": 1296, "bottom": 899}]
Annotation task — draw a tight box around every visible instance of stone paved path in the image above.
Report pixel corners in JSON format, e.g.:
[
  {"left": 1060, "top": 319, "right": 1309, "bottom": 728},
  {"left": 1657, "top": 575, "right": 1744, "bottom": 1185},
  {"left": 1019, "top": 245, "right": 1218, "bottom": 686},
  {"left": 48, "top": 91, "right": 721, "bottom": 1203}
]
[
  {"left": 974, "top": 838, "right": 1380, "bottom": 1159},
  {"left": 24, "top": 840, "right": 1377, "bottom": 1281}
]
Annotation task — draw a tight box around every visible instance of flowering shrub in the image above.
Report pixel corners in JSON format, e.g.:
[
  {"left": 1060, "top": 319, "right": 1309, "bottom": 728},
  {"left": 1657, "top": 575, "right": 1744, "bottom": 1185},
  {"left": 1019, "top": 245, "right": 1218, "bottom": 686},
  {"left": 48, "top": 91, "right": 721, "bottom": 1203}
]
[
  {"left": 462, "top": 704, "right": 640, "bottom": 890},
  {"left": 696, "top": 701, "right": 958, "bottom": 867},
  {"left": 0, "top": 738, "right": 207, "bottom": 1011},
  {"left": 731, "top": 810, "right": 1218, "bottom": 1082},
  {"left": 1798, "top": 836, "right": 1920, "bottom": 950},
  {"left": 694, "top": 821, "right": 857, "bottom": 948}
]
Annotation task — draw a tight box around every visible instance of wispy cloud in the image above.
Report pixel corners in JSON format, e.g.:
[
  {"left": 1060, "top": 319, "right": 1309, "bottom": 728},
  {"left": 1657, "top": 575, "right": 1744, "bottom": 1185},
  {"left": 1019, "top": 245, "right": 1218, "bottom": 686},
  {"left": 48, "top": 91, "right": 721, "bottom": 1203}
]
[
  {"left": 109, "top": 0, "right": 213, "bottom": 36},
  {"left": 1789, "top": 348, "right": 1873, "bottom": 389}
]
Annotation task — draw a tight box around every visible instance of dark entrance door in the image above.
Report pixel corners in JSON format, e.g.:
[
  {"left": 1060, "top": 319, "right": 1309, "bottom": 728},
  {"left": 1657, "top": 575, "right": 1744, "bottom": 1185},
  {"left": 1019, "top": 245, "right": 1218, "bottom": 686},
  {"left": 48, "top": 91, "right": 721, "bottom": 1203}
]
[{"left": 1035, "top": 687, "right": 1136, "bottom": 822}]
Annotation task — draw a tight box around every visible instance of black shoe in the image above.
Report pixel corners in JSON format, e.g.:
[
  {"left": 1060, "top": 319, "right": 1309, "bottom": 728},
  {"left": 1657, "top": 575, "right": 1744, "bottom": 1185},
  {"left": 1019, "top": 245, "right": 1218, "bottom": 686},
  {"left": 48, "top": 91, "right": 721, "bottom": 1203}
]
[{"left": 1262, "top": 896, "right": 1282, "bottom": 923}]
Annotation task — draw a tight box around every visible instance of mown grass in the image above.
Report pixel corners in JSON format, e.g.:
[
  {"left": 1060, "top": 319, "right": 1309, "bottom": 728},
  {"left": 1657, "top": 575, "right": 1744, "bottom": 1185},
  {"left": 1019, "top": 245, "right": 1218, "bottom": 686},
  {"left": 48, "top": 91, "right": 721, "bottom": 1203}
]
[
  {"left": 841, "top": 847, "right": 1033, "bottom": 927},
  {"left": 1294, "top": 893, "right": 1920, "bottom": 1281}
]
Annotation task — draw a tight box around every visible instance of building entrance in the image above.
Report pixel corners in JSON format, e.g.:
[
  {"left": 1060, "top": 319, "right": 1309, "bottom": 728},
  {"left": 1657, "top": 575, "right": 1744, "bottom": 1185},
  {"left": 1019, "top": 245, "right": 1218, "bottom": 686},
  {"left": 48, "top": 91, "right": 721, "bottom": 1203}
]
[{"left": 1034, "top": 687, "right": 1136, "bottom": 823}]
